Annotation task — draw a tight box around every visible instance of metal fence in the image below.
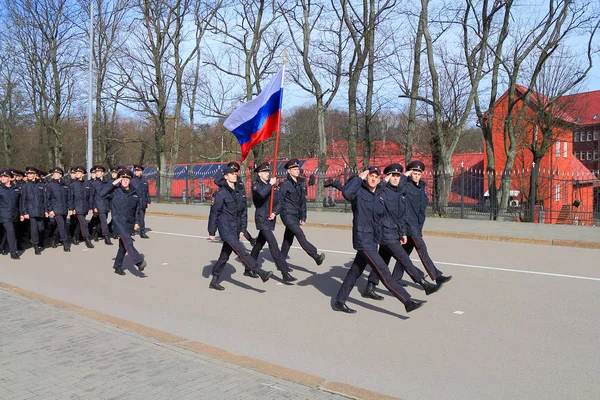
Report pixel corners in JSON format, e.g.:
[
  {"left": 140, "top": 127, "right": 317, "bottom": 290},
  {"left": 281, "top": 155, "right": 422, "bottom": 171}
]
[{"left": 146, "top": 165, "right": 600, "bottom": 226}]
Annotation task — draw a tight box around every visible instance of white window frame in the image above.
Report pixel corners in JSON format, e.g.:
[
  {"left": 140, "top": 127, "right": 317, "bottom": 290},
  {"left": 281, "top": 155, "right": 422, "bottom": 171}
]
[
  {"left": 574, "top": 133, "right": 579, "bottom": 142},
  {"left": 588, "top": 132, "right": 593, "bottom": 141},
  {"left": 595, "top": 130, "right": 599, "bottom": 141},
  {"left": 588, "top": 151, "right": 593, "bottom": 160},
  {"left": 594, "top": 150, "right": 598, "bottom": 160},
  {"left": 581, "top": 132, "right": 586, "bottom": 142},
  {"left": 581, "top": 152, "right": 586, "bottom": 160},
  {"left": 555, "top": 184, "right": 560, "bottom": 202},
  {"left": 563, "top": 141, "right": 568, "bottom": 158},
  {"left": 556, "top": 141, "right": 560, "bottom": 157}
]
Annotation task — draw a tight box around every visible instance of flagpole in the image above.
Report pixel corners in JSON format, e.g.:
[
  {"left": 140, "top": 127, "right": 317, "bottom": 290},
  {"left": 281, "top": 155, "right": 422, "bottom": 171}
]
[{"left": 269, "top": 59, "right": 286, "bottom": 215}]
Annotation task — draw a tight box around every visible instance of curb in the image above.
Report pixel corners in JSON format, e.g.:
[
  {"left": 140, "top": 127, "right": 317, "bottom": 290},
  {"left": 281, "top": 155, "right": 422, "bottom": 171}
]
[
  {"left": 147, "top": 211, "right": 600, "bottom": 250},
  {"left": 0, "top": 282, "right": 402, "bottom": 400}
]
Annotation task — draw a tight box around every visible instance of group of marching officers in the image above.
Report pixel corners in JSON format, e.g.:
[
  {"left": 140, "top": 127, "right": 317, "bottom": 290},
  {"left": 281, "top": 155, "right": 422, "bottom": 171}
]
[
  {"left": 208, "top": 159, "right": 452, "bottom": 314},
  {"left": 0, "top": 164, "right": 150, "bottom": 276}
]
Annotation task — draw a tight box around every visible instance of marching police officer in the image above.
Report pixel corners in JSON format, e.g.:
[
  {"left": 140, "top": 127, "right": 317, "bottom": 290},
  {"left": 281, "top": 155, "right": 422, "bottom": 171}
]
[
  {"left": 20, "top": 166, "right": 46, "bottom": 255},
  {"left": 250, "top": 161, "right": 296, "bottom": 283},
  {"left": 399, "top": 161, "right": 452, "bottom": 286},
  {"left": 0, "top": 169, "right": 21, "bottom": 259},
  {"left": 363, "top": 163, "right": 440, "bottom": 300},
  {"left": 208, "top": 164, "right": 272, "bottom": 291},
  {"left": 131, "top": 165, "right": 150, "bottom": 238},
  {"left": 107, "top": 166, "right": 124, "bottom": 238},
  {"left": 68, "top": 166, "right": 95, "bottom": 248},
  {"left": 45, "top": 167, "right": 71, "bottom": 252},
  {"left": 333, "top": 167, "right": 424, "bottom": 314},
  {"left": 90, "top": 165, "right": 112, "bottom": 245},
  {"left": 99, "top": 169, "right": 147, "bottom": 275},
  {"left": 278, "top": 159, "right": 325, "bottom": 266}
]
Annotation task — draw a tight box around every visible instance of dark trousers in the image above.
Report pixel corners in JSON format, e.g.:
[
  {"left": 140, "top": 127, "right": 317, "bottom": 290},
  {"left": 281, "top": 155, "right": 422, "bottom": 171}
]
[
  {"left": 251, "top": 229, "right": 290, "bottom": 273},
  {"left": 401, "top": 235, "right": 442, "bottom": 281},
  {"left": 50, "top": 214, "right": 68, "bottom": 243},
  {"left": 280, "top": 223, "right": 318, "bottom": 260},
  {"left": 336, "top": 249, "right": 412, "bottom": 305},
  {"left": 114, "top": 233, "right": 143, "bottom": 268},
  {"left": 1, "top": 222, "right": 17, "bottom": 254},
  {"left": 367, "top": 242, "right": 425, "bottom": 285},
  {"left": 94, "top": 212, "right": 110, "bottom": 237},
  {"left": 212, "top": 238, "right": 258, "bottom": 278},
  {"left": 138, "top": 209, "right": 146, "bottom": 232},
  {"left": 69, "top": 215, "right": 79, "bottom": 239},
  {"left": 76, "top": 214, "right": 90, "bottom": 239},
  {"left": 243, "top": 229, "right": 255, "bottom": 242},
  {"left": 28, "top": 217, "right": 45, "bottom": 245}
]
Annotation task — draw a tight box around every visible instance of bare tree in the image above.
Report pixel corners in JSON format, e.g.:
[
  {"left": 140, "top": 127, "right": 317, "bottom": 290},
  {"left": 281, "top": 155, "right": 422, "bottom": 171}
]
[{"left": 0, "top": 41, "right": 26, "bottom": 166}]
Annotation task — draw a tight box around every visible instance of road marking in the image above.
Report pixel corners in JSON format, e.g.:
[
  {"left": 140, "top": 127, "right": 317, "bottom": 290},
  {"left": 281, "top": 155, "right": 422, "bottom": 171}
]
[
  {"left": 151, "top": 230, "right": 600, "bottom": 282},
  {"left": 454, "top": 311, "right": 465, "bottom": 315}
]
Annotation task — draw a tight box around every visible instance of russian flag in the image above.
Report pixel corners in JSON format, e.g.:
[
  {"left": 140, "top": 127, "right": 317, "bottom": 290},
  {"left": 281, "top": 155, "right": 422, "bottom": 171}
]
[{"left": 224, "top": 66, "right": 285, "bottom": 161}]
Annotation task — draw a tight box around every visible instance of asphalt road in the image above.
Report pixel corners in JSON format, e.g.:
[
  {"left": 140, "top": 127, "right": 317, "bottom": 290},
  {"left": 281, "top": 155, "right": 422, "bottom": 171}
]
[{"left": 1, "top": 215, "right": 599, "bottom": 400}]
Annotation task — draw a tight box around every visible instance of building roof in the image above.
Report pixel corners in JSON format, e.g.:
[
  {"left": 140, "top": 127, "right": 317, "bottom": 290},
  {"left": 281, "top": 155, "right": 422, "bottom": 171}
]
[{"left": 558, "top": 89, "right": 600, "bottom": 126}]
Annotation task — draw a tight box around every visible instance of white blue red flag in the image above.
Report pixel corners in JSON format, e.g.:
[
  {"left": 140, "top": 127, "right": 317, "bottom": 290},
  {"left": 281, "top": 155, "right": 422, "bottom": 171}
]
[{"left": 223, "top": 65, "right": 285, "bottom": 161}]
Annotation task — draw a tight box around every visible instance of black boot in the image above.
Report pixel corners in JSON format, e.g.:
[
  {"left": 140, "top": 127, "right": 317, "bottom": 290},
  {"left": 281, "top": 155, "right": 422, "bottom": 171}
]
[
  {"left": 63, "top": 241, "right": 71, "bottom": 252},
  {"left": 362, "top": 282, "right": 384, "bottom": 300},
  {"left": 113, "top": 266, "right": 125, "bottom": 276},
  {"left": 50, "top": 238, "right": 57, "bottom": 248},
  {"left": 436, "top": 275, "right": 453, "bottom": 285},
  {"left": 11, "top": 252, "right": 20, "bottom": 260},
  {"left": 332, "top": 301, "right": 356, "bottom": 314},
  {"left": 256, "top": 269, "right": 273, "bottom": 283},
  {"left": 93, "top": 231, "right": 99, "bottom": 242},
  {"left": 140, "top": 231, "right": 150, "bottom": 239},
  {"left": 404, "top": 299, "right": 426, "bottom": 313},
  {"left": 209, "top": 276, "right": 224, "bottom": 291},
  {"left": 419, "top": 279, "right": 440, "bottom": 295},
  {"left": 104, "top": 237, "right": 113, "bottom": 246},
  {"left": 72, "top": 236, "right": 80, "bottom": 245},
  {"left": 84, "top": 237, "right": 95, "bottom": 249},
  {"left": 282, "top": 271, "right": 297, "bottom": 283},
  {"left": 33, "top": 244, "right": 42, "bottom": 255},
  {"left": 136, "top": 260, "right": 147, "bottom": 272},
  {"left": 243, "top": 270, "right": 259, "bottom": 278},
  {"left": 1, "top": 248, "right": 7, "bottom": 255},
  {"left": 315, "top": 253, "right": 326, "bottom": 266}
]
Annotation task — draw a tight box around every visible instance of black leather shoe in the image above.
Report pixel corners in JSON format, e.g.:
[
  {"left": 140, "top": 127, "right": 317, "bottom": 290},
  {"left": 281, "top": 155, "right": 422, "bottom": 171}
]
[
  {"left": 361, "top": 283, "right": 384, "bottom": 300},
  {"left": 136, "top": 260, "right": 147, "bottom": 272},
  {"left": 282, "top": 271, "right": 297, "bottom": 283},
  {"left": 332, "top": 301, "right": 356, "bottom": 314},
  {"left": 50, "top": 239, "right": 57, "bottom": 248},
  {"left": 420, "top": 279, "right": 440, "bottom": 295},
  {"left": 315, "top": 253, "right": 326, "bottom": 266},
  {"left": 63, "top": 241, "right": 71, "bottom": 252},
  {"left": 140, "top": 232, "right": 150, "bottom": 239},
  {"left": 209, "top": 276, "right": 224, "bottom": 291},
  {"left": 256, "top": 269, "right": 273, "bottom": 283},
  {"left": 93, "top": 232, "right": 99, "bottom": 242},
  {"left": 33, "top": 244, "right": 42, "bottom": 255},
  {"left": 11, "top": 252, "right": 20, "bottom": 260},
  {"left": 105, "top": 237, "right": 113, "bottom": 245},
  {"left": 243, "top": 270, "right": 259, "bottom": 278},
  {"left": 114, "top": 267, "right": 126, "bottom": 276},
  {"left": 1, "top": 248, "right": 8, "bottom": 255},
  {"left": 249, "top": 237, "right": 257, "bottom": 247},
  {"left": 84, "top": 237, "right": 95, "bottom": 249},
  {"left": 436, "top": 275, "right": 452, "bottom": 285},
  {"left": 405, "top": 299, "right": 425, "bottom": 313}
]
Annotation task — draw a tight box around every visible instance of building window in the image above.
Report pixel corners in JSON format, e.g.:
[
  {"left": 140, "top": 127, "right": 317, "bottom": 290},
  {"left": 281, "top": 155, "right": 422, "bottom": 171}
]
[
  {"left": 574, "top": 133, "right": 579, "bottom": 142},
  {"left": 556, "top": 141, "right": 560, "bottom": 157},
  {"left": 575, "top": 151, "right": 579, "bottom": 159},
  {"left": 581, "top": 132, "right": 586, "bottom": 142},
  {"left": 588, "top": 132, "right": 593, "bottom": 141},
  {"left": 555, "top": 184, "right": 560, "bottom": 202},
  {"left": 588, "top": 151, "right": 593, "bottom": 160},
  {"left": 595, "top": 131, "right": 599, "bottom": 140},
  {"left": 563, "top": 142, "right": 568, "bottom": 158},
  {"left": 581, "top": 152, "right": 586, "bottom": 160},
  {"left": 594, "top": 150, "right": 598, "bottom": 160}
]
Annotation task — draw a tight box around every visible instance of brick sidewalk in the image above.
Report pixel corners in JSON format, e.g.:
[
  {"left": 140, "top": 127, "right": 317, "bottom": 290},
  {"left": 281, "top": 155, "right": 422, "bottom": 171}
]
[{"left": 0, "top": 289, "right": 351, "bottom": 400}]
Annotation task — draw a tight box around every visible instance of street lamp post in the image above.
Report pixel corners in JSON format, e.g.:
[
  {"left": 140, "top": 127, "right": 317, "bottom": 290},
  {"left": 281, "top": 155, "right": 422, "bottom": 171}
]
[{"left": 86, "top": 0, "right": 94, "bottom": 178}]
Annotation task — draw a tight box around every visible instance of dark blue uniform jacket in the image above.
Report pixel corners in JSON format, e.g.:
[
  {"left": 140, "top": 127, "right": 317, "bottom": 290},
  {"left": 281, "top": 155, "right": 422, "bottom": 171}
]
[
  {"left": 45, "top": 179, "right": 69, "bottom": 216},
  {"left": 277, "top": 175, "right": 307, "bottom": 225},
  {"left": 91, "top": 179, "right": 111, "bottom": 213},
  {"left": 208, "top": 184, "right": 248, "bottom": 240},
  {"left": 342, "top": 177, "right": 385, "bottom": 251},
  {"left": 0, "top": 184, "right": 21, "bottom": 223},
  {"left": 403, "top": 177, "right": 428, "bottom": 236},
  {"left": 252, "top": 177, "right": 281, "bottom": 231},
  {"left": 99, "top": 184, "right": 141, "bottom": 235},
  {"left": 131, "top": 176, "right": 151, "bottom": 208},
  {"left": 380, "top": 181, "right": 408, "bottom": 245},
  {"left": 20, "top": 180, "right": 46, "bottom": 218},
  {"left": 69, "top": 179, "right": 94, "bottom": 214}
]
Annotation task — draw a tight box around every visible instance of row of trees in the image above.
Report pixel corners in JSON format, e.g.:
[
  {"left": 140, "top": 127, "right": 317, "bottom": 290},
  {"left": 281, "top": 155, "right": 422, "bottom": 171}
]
[{"left": 0, "top": 0, "right": 598, "bottom": 209}]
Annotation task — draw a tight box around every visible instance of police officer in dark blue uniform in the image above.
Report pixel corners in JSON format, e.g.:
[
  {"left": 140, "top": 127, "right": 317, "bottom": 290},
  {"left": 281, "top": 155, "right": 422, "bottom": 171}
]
[
  {"left": 399, "top": 160, "right": 452, "bottom": 286},
  {"left": 0, "top": 169, "right": 21, "bottom": 259},
  {"left": 208, "top": 165, "right": 272, "bottom": 291},
  {"left": 45, "top": 167, "right": 71, "bottom": 252},
  {"left": 333, "top": 167, "right": 425, "bottom": 314},
  {"left": 107, "top": 166, "right": 124, "bottom": 239},
  {"left": 90, "top": 165, "right": 113, "bottom": 245},
  {"left": 20, "top": 166, "right": 46, "bottom": 255},
  {"left": 213, "top": 161, "right": 257, "bottom": 247},
  {"left": 131, "top": 165, "right": 150, "bottom": 238},
  {"left": 278, "top": 159, "right": 325, "bottom": 266},
  {"left": 363, "top": 163, "right": 440, "bottom": 300},
  {"left": 68, "top": 165, "right": 95, "bottom": 249},
  {"left": 250, "top": 161, "right": 296, "bottom": 283},
  {"left": 99, "top": 169, "right": 147, "bottom": 275}
]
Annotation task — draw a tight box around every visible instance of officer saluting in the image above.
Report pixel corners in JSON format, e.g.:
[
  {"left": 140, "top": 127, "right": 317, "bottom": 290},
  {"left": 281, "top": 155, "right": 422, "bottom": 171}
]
[
  {"left": 131, "top": 165, "right": 150, "bottom": 238},
  {"left": 250, "top": 161, "right": 296, "bottom": 283},
  {"left": 0, "top": 169, "right": 21, "bottom": 259},
  {"left": 278, "top": 159, "right": 325, "bottom": 266},
  {"left": 45, "top": 167, "right": 71, "bottom": 252},
  {"left": 99, "top": 168, "right": 147, "bottom": 276},
  {"left": 399, "top": 161, "right": 452, "bottom": 286},
  {"left": 333, "top": 167, "right": 424, "bottom": 314},
  {"left": 208, "top": 164, "right": 272, "bottom": 291}
]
